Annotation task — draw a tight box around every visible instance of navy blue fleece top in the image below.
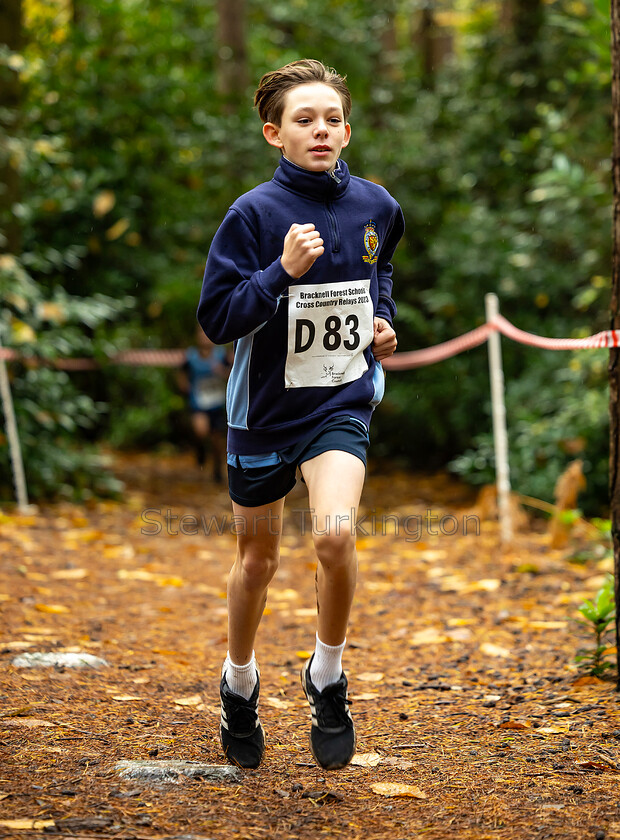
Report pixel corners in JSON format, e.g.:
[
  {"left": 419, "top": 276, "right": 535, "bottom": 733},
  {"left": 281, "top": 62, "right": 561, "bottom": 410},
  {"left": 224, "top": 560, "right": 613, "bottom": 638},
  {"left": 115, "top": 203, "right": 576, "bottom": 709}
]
[{"left": 198, "top": 156, "right": 404, "bottom": 455}]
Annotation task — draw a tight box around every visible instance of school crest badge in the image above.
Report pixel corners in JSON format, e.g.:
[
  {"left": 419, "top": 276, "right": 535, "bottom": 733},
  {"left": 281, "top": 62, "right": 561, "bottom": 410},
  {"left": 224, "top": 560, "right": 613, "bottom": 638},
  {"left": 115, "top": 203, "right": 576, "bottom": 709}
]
[{"left": 363, "top": 220, "right": 379, "bottom": 264}]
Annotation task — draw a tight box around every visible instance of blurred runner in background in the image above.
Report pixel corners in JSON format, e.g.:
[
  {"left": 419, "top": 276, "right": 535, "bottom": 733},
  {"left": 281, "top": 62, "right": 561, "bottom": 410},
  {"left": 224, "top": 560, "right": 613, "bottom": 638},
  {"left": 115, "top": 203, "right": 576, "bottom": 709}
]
[{"left": 178, "top": 326, "right": 230, "bottom": 482}]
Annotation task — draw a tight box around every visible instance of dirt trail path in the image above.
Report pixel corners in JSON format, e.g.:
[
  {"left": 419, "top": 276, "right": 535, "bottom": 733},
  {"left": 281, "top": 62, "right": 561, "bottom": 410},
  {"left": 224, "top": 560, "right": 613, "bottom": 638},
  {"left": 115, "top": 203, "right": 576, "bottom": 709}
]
[{"left": 1, "top": 453, "right": 619, "bottom": 839}]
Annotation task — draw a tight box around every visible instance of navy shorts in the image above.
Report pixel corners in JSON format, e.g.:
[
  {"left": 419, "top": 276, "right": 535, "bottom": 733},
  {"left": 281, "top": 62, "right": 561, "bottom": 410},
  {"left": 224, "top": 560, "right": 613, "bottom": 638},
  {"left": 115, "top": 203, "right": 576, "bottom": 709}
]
[
  {"left": 193, "top": 406, "right": 226, "bottom": 432},
  {"left": 227, "top": 416, "right": 370, "bottom": 508}
]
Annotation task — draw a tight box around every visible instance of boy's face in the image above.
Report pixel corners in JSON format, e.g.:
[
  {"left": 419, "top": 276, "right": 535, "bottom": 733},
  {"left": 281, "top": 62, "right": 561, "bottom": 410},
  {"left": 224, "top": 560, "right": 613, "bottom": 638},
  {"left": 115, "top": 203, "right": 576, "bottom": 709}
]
[{"left": 262, "top": 82, "right": 351, "bottom": 174}]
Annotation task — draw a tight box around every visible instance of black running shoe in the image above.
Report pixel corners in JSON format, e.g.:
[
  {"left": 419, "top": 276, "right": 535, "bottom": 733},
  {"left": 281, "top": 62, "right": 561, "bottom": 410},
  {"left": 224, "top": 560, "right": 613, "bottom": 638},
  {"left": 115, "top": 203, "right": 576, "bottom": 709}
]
[
  {"left": 300, "top": 656, "right": 356, "bottom": 770},
  {"left": 219, "top": 669, "right": 265, "bottom": 769}
]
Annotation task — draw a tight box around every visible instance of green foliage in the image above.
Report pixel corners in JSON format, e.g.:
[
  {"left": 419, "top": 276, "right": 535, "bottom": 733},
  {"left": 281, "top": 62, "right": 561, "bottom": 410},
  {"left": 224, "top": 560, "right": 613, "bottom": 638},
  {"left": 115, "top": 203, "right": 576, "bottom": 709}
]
[
  {"left": 1, "top": 0, "right": 615, "bottom": 503},
  {"left": 0, "top": 255, "right": 127, "bottom": 501},
  {"left": 369, "top": 1, "right": 612, "bottom": 513},
  {"left": 450, "top": 350, "right": 609, "bottom": 511},
  {"left": 568, "top": 516, "right": 612, "bottom": 564},
  {"left": 575, "top": 575, "right": 616, "bottom": 676}
]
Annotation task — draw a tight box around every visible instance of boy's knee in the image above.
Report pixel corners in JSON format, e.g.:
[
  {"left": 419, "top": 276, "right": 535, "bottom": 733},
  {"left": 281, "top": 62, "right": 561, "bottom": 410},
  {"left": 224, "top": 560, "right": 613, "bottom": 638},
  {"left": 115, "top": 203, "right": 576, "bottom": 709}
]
[
  {"left": 236, "top": 546, "right": 279, "bottom": 587},
  {"left": 313, "top": 529, "right": 356, "bottom": 567}
]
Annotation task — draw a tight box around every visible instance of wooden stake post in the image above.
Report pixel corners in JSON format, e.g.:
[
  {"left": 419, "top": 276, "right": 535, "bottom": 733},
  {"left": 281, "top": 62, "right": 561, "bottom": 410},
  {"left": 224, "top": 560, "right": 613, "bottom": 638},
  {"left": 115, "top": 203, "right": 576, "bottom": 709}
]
[
  {"left": 485, "top": 293, "right": 513, "bottom": 546},
  {"left": 0, "top": 336, "right": 29, "bottom": 512}
]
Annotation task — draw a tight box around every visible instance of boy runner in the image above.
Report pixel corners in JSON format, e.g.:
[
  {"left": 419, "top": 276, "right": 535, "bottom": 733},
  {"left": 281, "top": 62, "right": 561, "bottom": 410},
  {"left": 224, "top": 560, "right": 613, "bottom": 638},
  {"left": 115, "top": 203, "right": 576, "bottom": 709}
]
[{"left": 198, "top": 59, "right": 404, "bottom": 770}]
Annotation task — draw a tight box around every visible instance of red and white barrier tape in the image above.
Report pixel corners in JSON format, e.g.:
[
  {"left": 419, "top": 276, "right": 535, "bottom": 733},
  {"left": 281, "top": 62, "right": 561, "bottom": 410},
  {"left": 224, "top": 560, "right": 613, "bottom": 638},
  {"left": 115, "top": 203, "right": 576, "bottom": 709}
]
[
  {"left": 382, "top": 323, "right": 495, "bottom": 370},
  {"left": 492, "top": 314, "right": 620, "bottom": 351},
  {"left": 1, "top": 317, "right": 619, "bottom": 371},
  {"left": 382, "top": 316, "right": 620, "bottom": 370},
  {"left": 0, "top": 347, "right": 186, "bottom": 369}
]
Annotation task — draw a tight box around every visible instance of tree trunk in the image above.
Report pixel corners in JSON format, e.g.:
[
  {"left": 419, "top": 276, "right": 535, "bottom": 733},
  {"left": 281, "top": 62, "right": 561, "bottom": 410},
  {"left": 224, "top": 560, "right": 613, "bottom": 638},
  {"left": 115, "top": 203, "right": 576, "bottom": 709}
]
[
  {"left": 609, "top": 0, "right": 620, "bottom": 690},
  {"left": 378, "top": 5, "right": 398, "bottom": 85},
  {"left": 216, "top": 0, "right": 248, "bottom": 108},
  {"left": 510, "top": 0, "right": 544, "bottom": 128},
  {"left": 416, "top": 4, "right": 436, "bottom": 89},
  {"left": 0, "top": 0, "right": 22, "bottom": 254},
  {"left": 512, "top": 0, "right": 544, "bottom": 50},
  {"left": 414, "top": 2, "right": 452, "bottom": 90},
  {"left": 72, "top": 0, "right": 83, "bottom": 28}
]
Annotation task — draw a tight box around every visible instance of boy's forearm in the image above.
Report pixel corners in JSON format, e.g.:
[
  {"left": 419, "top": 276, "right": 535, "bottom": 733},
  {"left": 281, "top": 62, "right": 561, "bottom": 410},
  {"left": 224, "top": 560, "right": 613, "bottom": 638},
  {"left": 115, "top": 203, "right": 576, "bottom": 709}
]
[
  {"left": 198, "top": 258, "right": 291, "bottom": 345},
  {"left": 375, "top": 290, "right": 396, "bottom": 326},
  {"left": 375, "top": 205, "right": 404, "bottom": 325}
]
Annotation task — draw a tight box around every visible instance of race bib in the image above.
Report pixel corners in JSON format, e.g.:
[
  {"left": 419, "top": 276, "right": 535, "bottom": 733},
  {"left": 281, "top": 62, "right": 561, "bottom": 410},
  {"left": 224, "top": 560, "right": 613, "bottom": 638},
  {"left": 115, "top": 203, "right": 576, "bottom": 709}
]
[
  {"left": 285, "top": 279, "right": 373, "bottom": 388},
  {"left": 194, "top": 377, "right": 226, "bottom": 410}
]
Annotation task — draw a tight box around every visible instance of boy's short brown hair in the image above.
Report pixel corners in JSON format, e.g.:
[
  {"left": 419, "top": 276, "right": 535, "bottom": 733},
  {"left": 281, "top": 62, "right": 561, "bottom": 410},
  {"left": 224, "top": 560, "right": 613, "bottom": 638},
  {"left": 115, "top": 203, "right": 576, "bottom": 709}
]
[{"left": 254, "top": 59, "right": 352, "bottom": 126}]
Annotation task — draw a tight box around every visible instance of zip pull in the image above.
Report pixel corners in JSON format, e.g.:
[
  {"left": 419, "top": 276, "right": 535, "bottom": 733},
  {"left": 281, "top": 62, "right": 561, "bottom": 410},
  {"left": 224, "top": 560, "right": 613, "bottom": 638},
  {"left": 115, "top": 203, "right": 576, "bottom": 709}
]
[{"left": 329, "top": 164, "right": 342, "bottom": 184}]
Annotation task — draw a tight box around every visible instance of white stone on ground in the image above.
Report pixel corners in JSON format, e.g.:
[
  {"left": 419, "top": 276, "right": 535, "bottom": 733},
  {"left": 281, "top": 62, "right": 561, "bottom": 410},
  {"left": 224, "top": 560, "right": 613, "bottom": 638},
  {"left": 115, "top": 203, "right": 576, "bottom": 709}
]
[
  {"left": 115, "top": 760, "right": 241, "bottom": 783},
  {"left": 11, "top": 652, "right": 109, "bottom": 669}
]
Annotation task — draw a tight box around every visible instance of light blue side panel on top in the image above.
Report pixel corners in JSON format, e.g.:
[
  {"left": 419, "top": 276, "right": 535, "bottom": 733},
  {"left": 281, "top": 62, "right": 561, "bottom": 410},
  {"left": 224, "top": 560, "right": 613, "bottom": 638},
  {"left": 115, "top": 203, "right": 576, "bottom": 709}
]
[
  {"left": 370, "top": 360, "right": 385, "bottom": 407},
  {"left": 226, "top": 334, "right": 254, "bottom": 429}
]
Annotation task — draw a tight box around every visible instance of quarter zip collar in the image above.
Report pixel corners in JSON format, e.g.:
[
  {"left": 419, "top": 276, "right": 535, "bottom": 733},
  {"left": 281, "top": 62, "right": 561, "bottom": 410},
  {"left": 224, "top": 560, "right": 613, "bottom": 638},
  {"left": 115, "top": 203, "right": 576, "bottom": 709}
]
[{"left": 273, "top": 156, "right": 350, "bottom": 202}]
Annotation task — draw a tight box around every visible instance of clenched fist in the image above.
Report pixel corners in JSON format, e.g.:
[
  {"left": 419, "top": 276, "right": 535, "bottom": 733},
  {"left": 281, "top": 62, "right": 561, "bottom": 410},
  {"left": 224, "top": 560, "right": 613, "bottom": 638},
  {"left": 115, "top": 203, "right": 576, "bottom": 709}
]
[
  {"left": 372, "top": 317, "right": 397, "bottom": 361},
  {"left": 281, "top": 223, "right": 324, "bottom": 279}
]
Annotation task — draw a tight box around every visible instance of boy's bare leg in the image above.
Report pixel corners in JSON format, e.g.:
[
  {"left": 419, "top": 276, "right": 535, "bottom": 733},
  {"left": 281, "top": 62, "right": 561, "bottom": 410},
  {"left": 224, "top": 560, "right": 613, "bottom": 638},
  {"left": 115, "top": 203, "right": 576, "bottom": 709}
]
[
  {"left": 300, "top": 450, "right": 365, "bottom": 645},
  {"left": 219, "top": 497, "right": 285, "bottom": 769},
  {"left": 190, "top": 412, "right": 210, "bottom": 467},
  {"left": 227, "top": 498, "right": 285, "bottom": 665},
  {"left": 298, "top": 449, "right": 364, "bottom": 770}
]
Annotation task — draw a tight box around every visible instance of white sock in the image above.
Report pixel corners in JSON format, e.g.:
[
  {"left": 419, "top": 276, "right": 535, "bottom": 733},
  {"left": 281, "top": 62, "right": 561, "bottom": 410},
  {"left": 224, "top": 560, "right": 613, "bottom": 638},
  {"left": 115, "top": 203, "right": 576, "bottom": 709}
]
[
  {"left": 223, "top": 652, "right": 258, "bottom": 700},
  {"left": 309, "top": 634, "right": 346, "bottom": 692}
]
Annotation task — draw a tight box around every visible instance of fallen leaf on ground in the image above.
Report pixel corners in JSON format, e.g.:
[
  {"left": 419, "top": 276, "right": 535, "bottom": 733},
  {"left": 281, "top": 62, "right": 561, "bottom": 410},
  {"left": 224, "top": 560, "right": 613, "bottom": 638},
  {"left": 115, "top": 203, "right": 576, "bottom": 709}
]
[
  {"left": 593, "top": 754, "right": 618, "bottom": 768},
  {"left": 480, "top": 642, "right": 512, "bottom": 658},
  {"left": 526, "top": 620, "right": 567, "bottom": 630},
  {"left": 62, "top": 528, "right": 103, "bottom": 544},
  {"left": 446, "top": 627, "right": 472, "bottom": 642},
  {"left": 498, "top": 720, "right": 531, "bottom": 730},
  {"left": 111, "top": 695, "right": 143, "bottom": 702},
  {"left": 151, "top": 648, "right": 184, "bottom": 656},
  {"left": 269, "top": 588, "right": 299, "bottom": 601},
  {"left": 356, "top": 672, "right": 384, "bottom": 683},
  {"left": 104, "top": 544, "right": 135, "bottom": 561},
  {"left": 51, "top": 568, "right": 89, "bottom": 580},
  {"left": 2, "top": 718, "right": 56, "bottom": 728},
  {"left": 117, "top": 568, "right": 182, "bottom": 586},
  {"left": 410, "top": 628, "right": 450, "bottom": 646},
  {"left": 0, "top": 706, "right": 33, "bottom": 718},
  {"left": 576, "top": 761, "right": 616, "bottom": 772},
  {"left": 571, "top": 675, "right": 605, "bottom": 687},
  {"left": 351, "top": 752, "right": 382, "bottom": 767},
  {"left": 418, "top": 550, "right": 448, "bottom": 562},
  {"left": 34, "top": 603, "right": 69, "bottom": 614},
  {"left": 265, "top": 696, "right": 292, "bottom": 710},
  {"left": 464, "top": 578, "right": 501, "bottom": 593},
  {"left": 174, "top": 694, "right": 203, "bottom": 707},
  {"left": 381, "top": 757, "right": 416, "bottom": 770},
  {"left": 371, "top": 782, "right": 427, "bottom": 799},
  {"left": 351, "top": 693, "right": 380, "bottom": 701},
  {"left": 295, "top": 650, "right": 312, "bottom": 660},
  {"left": 0, "top": 819, "right": 56, "bottom": 830}
]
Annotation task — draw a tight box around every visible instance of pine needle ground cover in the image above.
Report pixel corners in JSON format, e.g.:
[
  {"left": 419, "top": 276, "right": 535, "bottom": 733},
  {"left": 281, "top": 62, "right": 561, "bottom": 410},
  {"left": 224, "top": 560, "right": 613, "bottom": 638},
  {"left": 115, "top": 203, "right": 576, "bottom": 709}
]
[{"left": 1, "top": 453, "right": 619, "bottom": 840}]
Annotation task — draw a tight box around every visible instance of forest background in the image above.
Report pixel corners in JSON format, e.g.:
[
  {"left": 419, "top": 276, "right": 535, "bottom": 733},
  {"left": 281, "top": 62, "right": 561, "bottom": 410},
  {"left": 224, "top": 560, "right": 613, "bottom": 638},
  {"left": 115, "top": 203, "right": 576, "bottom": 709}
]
[{"left": 0, "top": 0, "right": 613, "bottom": 512}]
